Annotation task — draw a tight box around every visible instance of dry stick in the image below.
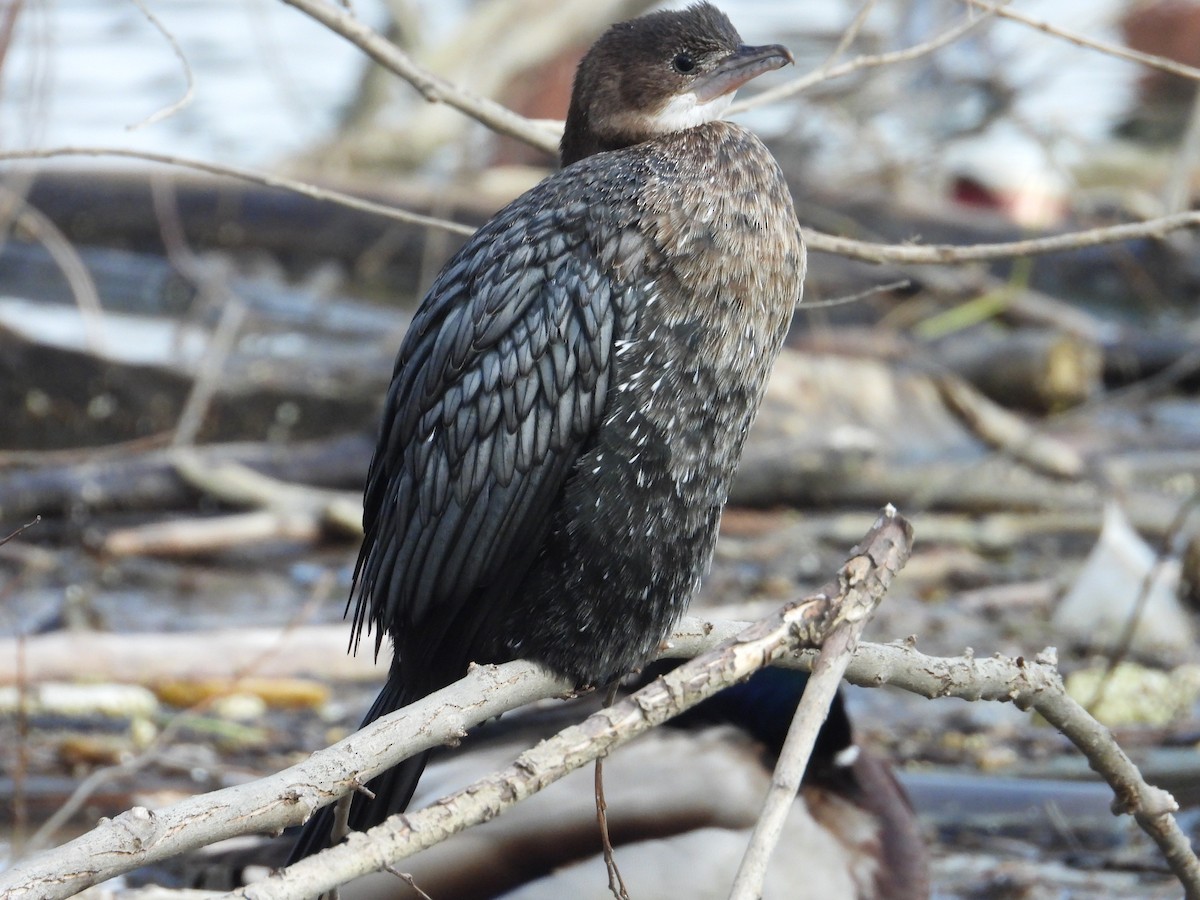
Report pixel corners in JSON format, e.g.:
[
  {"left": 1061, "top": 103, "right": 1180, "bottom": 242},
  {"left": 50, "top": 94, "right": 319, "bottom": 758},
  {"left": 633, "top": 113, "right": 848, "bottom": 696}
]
[
  {"left": 730, "top": 6, "right": 999, "bottom": 114},
  {"left": 387, "top": 869, "right": 433, "bottom": 900},
  {"left": 821, "top": 0, "right": 878, "bottom": 69},
  {"left": 961, "top": 0, "right": 1200, "bottom": 84},
  {"left": 150, "top": 176, "right": 249, "bottom": 448},
  {"left": 932, "top": 373, "right": 1085, "bottom": 479},
  {"left": 125, "top": 0, "right": 194, "bottom": 129},
  {"left": 728, "top": 507, "right": 904, "bottom": 900},
  {"left": 0, "top": 517, "right": 41, "bottom": 547},
  {"left": 595, "top": 681, "right": 630, "bottom": 900},
  {"left": 665, "top": 627, "right": 1200, "bottom": 899},
  {"left": 0, "top": 659, "right": 569, "bottom": 899},
  {"left": 232, "top": 511, "right": 913, "bottom": 900},
  {"left": 98, "top": 454, "right": 362, "bottom": 556},
  {"left": 803, "top": 278, "right": 911, "bottom": 311},
  {"left": 0, "top": 147, "right": 475, "bottom": 236},
  {"left": 279, "top": 0, "right": 561, "bottom": 155},
  {"left": 172, "top": 297, "right": 247, "bottom": 446},
  {"left": 0, "top": 513, "right": 910, "bottom": 900},
  {"left": 803, "top": 211, "right": 1200, "bottom": 263},
  {"left": 3, "top": 536, "right": 1197, "bottom": 890},
  {"left": 5, "top": 630, "right": 1198, "bottom": 895},
  {"left": 3, "top": 146, "right": 1200, "bottom": 264}
]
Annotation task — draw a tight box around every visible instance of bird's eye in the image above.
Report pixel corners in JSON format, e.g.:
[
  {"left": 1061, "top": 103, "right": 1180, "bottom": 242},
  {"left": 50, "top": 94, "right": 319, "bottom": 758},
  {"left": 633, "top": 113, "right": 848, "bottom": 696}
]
[{"left": 672, "top": 52, "right": 695, "bottom": 73}]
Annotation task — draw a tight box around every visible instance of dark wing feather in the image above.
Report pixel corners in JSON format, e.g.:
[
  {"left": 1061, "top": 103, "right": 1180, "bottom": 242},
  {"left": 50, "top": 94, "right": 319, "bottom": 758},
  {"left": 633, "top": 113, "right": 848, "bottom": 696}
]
[{"left": 349, "top": 194, "right": 634, "bottom": 690}]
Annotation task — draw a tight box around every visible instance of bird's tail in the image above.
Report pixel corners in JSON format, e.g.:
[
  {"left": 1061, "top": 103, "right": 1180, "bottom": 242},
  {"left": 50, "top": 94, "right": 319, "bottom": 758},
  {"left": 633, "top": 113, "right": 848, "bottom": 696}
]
[{"left": 286, "top": 674, "right": 431, "bottom": 864}]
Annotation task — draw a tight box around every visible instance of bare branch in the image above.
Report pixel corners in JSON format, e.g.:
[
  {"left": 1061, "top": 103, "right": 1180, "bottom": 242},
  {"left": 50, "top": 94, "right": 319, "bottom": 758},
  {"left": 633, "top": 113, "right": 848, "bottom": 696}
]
[
  {"left": 729, "top": 7, "right": 997, "bottom": 114},
  {"left": 0, "top": 510, "right": 912, "bottom": 900},
  {"left": 0, "top": 147, "right": 474, "bottom": 236},
  {"left": 0, "top": 517, "right": 39, "bottom": 548},
  {"left": 231, "top": 510, "right": 912, "bottom": 900},
  {"left": 962, "top": 0, "right": 1200, "bottom": 84},
  {"left": 125, "top": 0, "right": 195, "bottom": 129},
  {"left": 0, "top": 659, "right": 567, "bottom": 899},
  {"left": 728, "top": 507, "right": 902, "bottom": 899},
  {"left": 667, "top": 627, "right": 1200, "bottom": 898},
  {"left": 805, "top": 211, "right": 1200, "bottom": 263},
  {"left": 4, "top": 147, "right": 1199, "bottom": 264},
  {"left": 279, "top": 0, "right": 561, "bottom": 154},
  {"left": 822, "top": 0, "right": 878, "bottom": 69},
  {"left": 803, "top": 279, "right": 911, "bottom": 310}
]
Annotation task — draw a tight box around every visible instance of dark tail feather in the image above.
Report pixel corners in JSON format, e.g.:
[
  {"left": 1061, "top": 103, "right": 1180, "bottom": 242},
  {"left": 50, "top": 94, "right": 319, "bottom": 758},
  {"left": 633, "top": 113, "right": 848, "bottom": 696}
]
[{"left": 287, "top": 674, "right": 431, "bottom": 864}]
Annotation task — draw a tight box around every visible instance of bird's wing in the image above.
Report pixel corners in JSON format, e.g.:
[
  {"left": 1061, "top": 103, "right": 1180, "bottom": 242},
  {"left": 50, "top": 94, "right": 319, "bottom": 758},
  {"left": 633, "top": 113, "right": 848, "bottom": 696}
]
[{"left": 350, "top": 195, "right": 640, "bottom": 681}]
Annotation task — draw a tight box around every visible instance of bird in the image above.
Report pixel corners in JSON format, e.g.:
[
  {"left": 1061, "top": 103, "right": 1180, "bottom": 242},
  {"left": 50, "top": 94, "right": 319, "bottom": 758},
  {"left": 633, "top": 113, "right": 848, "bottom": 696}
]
[
  {"left": 299, "top": 666, "right": 930, "bottom": 899},
  {"left": 291, "top": 1, "right": 806, "bottom": 860}
]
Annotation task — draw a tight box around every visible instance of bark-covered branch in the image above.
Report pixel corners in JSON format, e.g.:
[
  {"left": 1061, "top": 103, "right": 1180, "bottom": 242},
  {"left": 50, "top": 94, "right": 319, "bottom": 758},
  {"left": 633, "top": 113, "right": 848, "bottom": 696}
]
[
  {"left": 279, "top": 0, "right": 562, "bottom": 155},
  {"left": 667, "top": 628, "right": 1200, "bottom": 899},
  {"left": 728, "top": 513, "right": 892, "bottom": 898},
  {"left": 0, "top": 509, "right": 911, "bottom": 899},
  {"left": 5, "top": 146, "right": 1198, "bottom": 267},
  {"left": 2, "top": 507, "right": 1198, "bottom": 897},
  {"left": 232, "top": 508, "right": 911, "bottom": 900}
]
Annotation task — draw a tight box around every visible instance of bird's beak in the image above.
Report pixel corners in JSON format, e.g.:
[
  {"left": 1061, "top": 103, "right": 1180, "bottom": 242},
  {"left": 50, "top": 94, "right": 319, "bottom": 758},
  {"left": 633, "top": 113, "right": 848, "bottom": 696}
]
[{"left": 693, "top": 43, "right": 794, "bottom": 103}]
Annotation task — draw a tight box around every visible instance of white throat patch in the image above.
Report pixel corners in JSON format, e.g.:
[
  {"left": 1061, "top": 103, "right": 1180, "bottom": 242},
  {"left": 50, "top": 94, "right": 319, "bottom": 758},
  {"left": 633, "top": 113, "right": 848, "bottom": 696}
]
[{"left": 648, "top": 90, "right": 735, "bottom": 132}]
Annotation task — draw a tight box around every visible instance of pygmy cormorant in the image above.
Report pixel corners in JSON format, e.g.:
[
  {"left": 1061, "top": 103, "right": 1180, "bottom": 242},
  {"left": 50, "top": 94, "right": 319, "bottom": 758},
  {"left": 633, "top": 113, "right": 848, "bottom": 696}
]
[{"left": 292, "top": 1, "right": 806, "bottom": 859}]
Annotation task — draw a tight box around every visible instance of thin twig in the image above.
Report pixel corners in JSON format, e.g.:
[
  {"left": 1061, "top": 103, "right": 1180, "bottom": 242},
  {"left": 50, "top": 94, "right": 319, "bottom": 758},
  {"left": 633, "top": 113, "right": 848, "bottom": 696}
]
[
  {"left": 171, "top": 295, "right": 246, "bottom": 446},
  {"left": 386, "top": 868, "right": 432, "bottom": 900},
  {"left": 804, "top": 279, "right": 910, "bottom": 310},
  {"left": 595, "top": 681, "right": 629, "bottom": 900},
  {"left": 804, "top": 211, "right": 1200, "bottom": 263},
  {"left": 0, "top": 147, "right": 475, "bottom": 236},
  {"left": 0, "top": 517, "right": 41, "bottom": 547},
  {"left": 4, "top": 147, "right": 1200, "bottom": 263},
  {"left": 149, "top": 176, "right": 249, "bottom": 447},
  {"left": 730, "top": 7, "right": 997, "bottom": 113},
  {"left": 0, "top": 513, "right": 912, "bottom": 899},
  {"left": 279, "top": 0, "right": 561, "bottom": 154},
  {"left": 961, "top": 0, "right": 1200, "bottom": 84},
  {"left": 125, "top": 0, "right": 194, "bottom": 129},
  {"left": 821, "top": 0, "right": 877, "bottom": 70},
  {"left": 727, "top": 509, "right": 898, "bottom": 899}
]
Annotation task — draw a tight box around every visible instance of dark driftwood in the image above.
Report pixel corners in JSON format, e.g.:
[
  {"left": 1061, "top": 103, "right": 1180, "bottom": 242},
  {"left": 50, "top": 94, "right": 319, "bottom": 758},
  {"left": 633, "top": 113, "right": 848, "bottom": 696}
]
[
  {"left": 0, "top": 433, "right": 373, "bottom": 522},
  {"left": 3, "top": 347, "right": 1191, "bottom": 534},
  {"left": 18, "top": 168, "right": 489, "bottom": 295},
  {"left": 0, "top": 323, "right": 386, "bottom": 452},
  {"left": 1102, "top": 331, "right": 1200, "bottom": 390},
  {"left": 936, "top": 327, "right": 1104, "bottom": 413}
]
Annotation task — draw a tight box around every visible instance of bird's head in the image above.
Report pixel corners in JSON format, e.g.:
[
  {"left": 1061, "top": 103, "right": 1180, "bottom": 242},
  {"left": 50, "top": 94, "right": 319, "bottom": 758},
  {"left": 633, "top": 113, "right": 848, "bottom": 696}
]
[{"left": 561, "top": 2, "right": 793, "bottom": 166}]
